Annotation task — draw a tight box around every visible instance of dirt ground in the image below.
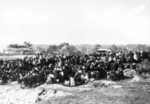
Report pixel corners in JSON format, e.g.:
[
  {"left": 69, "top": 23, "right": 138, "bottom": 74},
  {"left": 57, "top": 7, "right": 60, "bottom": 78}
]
[{"left": 0, "top": 76, "right": 150, "bottom": 104}]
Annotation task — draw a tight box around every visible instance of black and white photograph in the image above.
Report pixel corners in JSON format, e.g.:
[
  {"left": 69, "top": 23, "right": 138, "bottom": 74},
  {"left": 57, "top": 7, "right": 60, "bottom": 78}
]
[{"left": 0, "top": 0, "right": 150, "bottom": 104}]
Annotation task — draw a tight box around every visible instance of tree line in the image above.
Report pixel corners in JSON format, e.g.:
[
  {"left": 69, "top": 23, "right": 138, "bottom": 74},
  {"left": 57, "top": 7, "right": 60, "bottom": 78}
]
[
  {"left": 37, "top": 43, "right": 150, "bottom": 54},
  {"left": 8, "top": 42, "right": 150, "bottom": 54}
]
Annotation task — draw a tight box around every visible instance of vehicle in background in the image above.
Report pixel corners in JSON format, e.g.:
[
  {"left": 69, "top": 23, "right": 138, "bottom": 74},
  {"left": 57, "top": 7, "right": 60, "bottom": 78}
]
[{"left": 97, "top": 48, "right": 112, "bottom": 52}]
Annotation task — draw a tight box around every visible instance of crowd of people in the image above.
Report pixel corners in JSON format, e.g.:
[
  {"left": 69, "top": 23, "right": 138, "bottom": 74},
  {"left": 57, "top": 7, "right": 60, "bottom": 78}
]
[{"left": 0, "top": 50, "right": 150, "bottom": 87}]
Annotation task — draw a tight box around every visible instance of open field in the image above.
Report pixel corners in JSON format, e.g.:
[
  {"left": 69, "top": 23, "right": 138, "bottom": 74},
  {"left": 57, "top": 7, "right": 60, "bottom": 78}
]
[
  {"left": 37, "top": 77, "right": 150, "bottom": 104},
  {"left": 0, "top": 76, "right": 150, "bottom": 104},
  {"left": 0, "top": 57, "right": 150, "bottom": 104}
]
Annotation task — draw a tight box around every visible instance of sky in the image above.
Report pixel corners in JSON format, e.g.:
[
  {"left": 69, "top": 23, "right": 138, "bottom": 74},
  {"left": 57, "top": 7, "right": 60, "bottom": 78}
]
[{"left": 0, "top": 0, "right": 150, "bottom": 49}]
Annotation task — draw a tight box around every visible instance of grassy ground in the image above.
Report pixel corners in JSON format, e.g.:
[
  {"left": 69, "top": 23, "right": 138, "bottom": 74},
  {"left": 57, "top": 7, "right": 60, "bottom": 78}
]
[
  {"left": 123, "top": 81, "right": 150, "bottom": 104},
  {"left": 36, "top": 78, "right": 150, "bottom": 104},
  {"left": 0, "top": 59, "right": 150, "bottom": 104},
  {"left": 0, "top": 77, "right": 150, "bottom": 104}
]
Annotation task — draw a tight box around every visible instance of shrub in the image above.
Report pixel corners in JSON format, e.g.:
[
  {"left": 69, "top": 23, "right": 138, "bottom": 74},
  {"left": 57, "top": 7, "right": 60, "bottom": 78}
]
[
  {"left": 140, "top": 60, "right": 150, "bottom": 72},
  {"left": 136, "top": 60, "right": 150, "bottom": 78}
]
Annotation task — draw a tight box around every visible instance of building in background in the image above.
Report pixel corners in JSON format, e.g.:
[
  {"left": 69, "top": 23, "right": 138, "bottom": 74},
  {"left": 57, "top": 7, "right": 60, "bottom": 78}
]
[{"left": 3, "top": 47, "right": 35, "bottom": 55}]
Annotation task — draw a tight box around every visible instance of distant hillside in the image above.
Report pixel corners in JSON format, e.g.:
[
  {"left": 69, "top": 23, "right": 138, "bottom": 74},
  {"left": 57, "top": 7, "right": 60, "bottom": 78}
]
[
  {"left": 32, "top": 44, "right": 150, "bottom": 53},
  {"left": 32, "top": 44, "right": 101, "bottom": 53}
]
